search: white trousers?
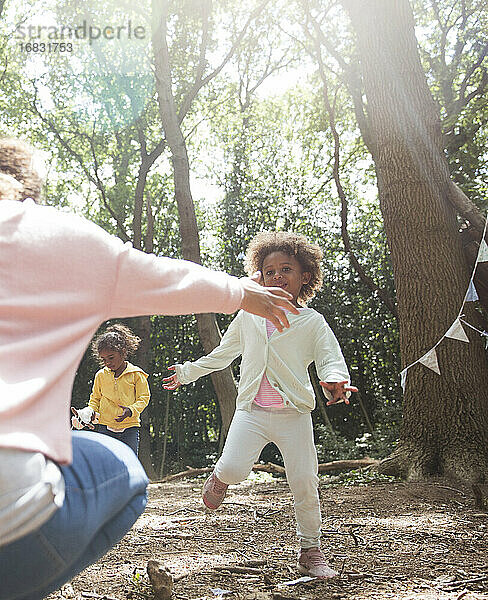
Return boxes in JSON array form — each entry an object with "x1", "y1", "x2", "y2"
[{"x1": 214, "y1": 404, "x2": 321, "y2": 548}]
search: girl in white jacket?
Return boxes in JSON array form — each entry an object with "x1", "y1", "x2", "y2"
[{"x1": 164, "y1": 231, "x2": 357, "y2": 579}]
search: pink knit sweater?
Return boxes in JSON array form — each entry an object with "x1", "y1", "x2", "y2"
[{"x1": 0, "y1": 200, "x2": 243, "y2": 464}]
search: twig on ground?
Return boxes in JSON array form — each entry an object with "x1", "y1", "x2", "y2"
[
  {"x1": 440, "y1": 575, "x2": 488, "y2": 590},
  {"x1": 254, "y1": 508, "x2": 281, "y2": 520},
  {"x1": 241, "y1": 559, "x2": 267, "y2": 567},
  {"x1": 165, "y1": 507, "x2": 201, "y2": 516},
  {"x1": 434, "y1": 485, "x2": 466, "y2": 496},
  {"x1": 347, "y1": 526, "x2": 365, "y2": 546},
  {"x1": 81, "y1": 594, "x2": 120, "y2": 600},
  {"x1": 347, "y1": 573, "x2": 371, "y2": 580},
  {"x1": 158, "y1": 516, "x2": 201, "y2": 525},
  {"x1": 213, "y1": 565, "x2": 264, "y2": 574}
]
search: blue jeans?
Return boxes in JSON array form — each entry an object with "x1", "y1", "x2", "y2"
[
  {"x1": 96, "y1": 424, "x2": 140, "y2": 455},
  {"x1": 0, "y1": 431, "x2": 148, "y2": 600}
]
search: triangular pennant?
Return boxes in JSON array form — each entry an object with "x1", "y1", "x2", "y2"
[
  {"x1": 418, "y1": 348, "x2": 440, "y2": 375},
  {"x1": 445, "y1": 319, "x2": 470, "y2": 343},
  {"x1": 400, "y1": 369, "x2": 408, "y2": 392},
  {"x1": 466, "y1": 280, "x2": 479, "y2": 302},
  {"x1": 477, "y1": 239, "x2": 488, "y2": 263}
]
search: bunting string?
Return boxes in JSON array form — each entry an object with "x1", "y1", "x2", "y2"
[{"x1": 400, "y1": 212, "x2": 488, "y2": 392}]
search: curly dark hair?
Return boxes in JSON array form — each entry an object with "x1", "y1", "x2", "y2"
[
  {"x1": 0, "y1": 137, "x2": 42, "y2": 202},
  {"x1": 91, "y1": 324, "x2": 141, "y2": 364},
  {"x1": 244, "y1": 231, "x2": 324, "y2": 302}
]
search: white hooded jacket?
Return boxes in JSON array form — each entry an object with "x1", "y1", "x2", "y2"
[{"x1": 176, "y1": 308, "x2": 351, "y2": 412}]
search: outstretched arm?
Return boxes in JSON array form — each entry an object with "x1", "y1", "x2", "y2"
[
  {"x1": 163, "y1": 311, "x2": 244, "y2": 389},
  {"x1": 110, "y1": 245, "x2": 298, "y2": 328},
  {"x1": 314, "y1": 318, "x2": 357, "y2": 405}
]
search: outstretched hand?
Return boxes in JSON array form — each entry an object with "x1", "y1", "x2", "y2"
[
  {"x1": 320, "y1": 380, "x2": 358, "y2": 405},
  {"x1": 239, "y1": 271, "x2": 299, "y2": 332},
  {"x1": 162, "y1": 365, "x2": 182, "y2": 391}
]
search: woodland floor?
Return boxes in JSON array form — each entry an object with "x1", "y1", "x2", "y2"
[{"x1": 47, "y1": 473, "x2": 488, "y2": 600}]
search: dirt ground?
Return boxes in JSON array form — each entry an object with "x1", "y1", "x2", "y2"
[{"x1": 47, "y1": 473, "x2": 488, "y2": 600}]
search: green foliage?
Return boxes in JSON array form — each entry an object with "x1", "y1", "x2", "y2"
[{"x1": 413, "y1": 0, "x2": 488, "y2": 210}]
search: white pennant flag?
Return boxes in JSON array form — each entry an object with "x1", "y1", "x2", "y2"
[
  {"x1": 477, "y1": 239, "x2": 488, "y2": 263},
  {"x1": 419, "y1": 348, "x2": 440, "y2": 375},
  {"x1": 400, "y1": 368, "x2": 408, "y2": 392},
  {"x1": 466, "y1": 280, "x2": 479, "y2": 302},
  {"x1": 445, "y1": 319, "x2": 469, "y2": 343}
]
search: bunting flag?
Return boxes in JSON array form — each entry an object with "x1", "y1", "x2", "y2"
[
  {"x1": 400, "y1": 369, "x2": 408, "y2": 392},
  {"x1": 445, "y1": 319, "x2": 469, "y2": 343},
  {"x1": 466, "y1": 280, "x2": 479, "y2": 302},
  {"x1": 418, "y1": 348, "x2": 440, "y2": 375},
  {"x1": 400, "y1": 213, "x2": 487, "y2": 394},
  {"x1": 477, "y1": 239, "x2": 488, "y2": 263}
]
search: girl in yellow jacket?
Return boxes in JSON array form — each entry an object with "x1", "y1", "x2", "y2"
[{"x1": 72, "y1": 324, "x2": 150, "y2": 455}]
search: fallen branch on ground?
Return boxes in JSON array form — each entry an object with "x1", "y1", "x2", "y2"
[{"x1": 154, "y1": 457, "x2": 378, "y2": 483}]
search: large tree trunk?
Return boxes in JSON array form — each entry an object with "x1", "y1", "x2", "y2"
[
  {"x1": 151, "y1": 0, "x2": 238, "y2": 435},
  {"x1": 342, "y1": 0, "x2": 488, "y2": 483}
]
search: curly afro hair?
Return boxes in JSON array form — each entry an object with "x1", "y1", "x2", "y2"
[
  {"x1": 91, "y1": 324, "x2": 141, "y2": 365},
  {"x1": 0, "y1": 137, "x2": 42, "y2": 202},
  {"x1": 244, "y1": 231, "x2": 324, "y2": 302}
]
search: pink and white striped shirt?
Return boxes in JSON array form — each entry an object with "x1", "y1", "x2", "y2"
[{"x1": 253, "y1": 308, "x2": 305, "y2": 408}]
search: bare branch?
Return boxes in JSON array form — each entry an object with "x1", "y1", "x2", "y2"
[
  {"x1": 447, "y1": 181, "x2": 487, "y2": 233},
  {"x1": 312, "y1": 37, "x2": 398, "y2": 319},
  {"x1": 177, "y1": 0, "x2": 273, "y2": 122},
  {"x1": 30, "y1": 98, "x2": 130, "y2": 242},
  {"x1": 301, "y1": 4, "x2": 376, "y2": 156},
  {"x1": 133, "y1": 138, "x2": 165, "y2": 250},
  {"x1": 453, "y1": 43, "x2": 488, "y2": 112},
  {"x1": 431, "y1": 0, "x2": 448, "y2": 69}
]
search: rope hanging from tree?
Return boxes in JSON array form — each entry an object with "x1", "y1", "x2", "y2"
[{"x1": 400, "y1": 213, "x2": 488, "y2": 392}]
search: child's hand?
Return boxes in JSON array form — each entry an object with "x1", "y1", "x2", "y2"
[
  {"x1": 163, "y1": 365, "x2": 182, "y2": 390},
  {"x1": 115, "y1": 405, "x2": 132, "y2": 422},
  {"x1": 240, "y1": 272, "x2": 299, "y2": 332},
  {"x1": 71, "y1": 406, "x2": 96, "y2": 430},
  {"x1": 320, "y1": 380, "x2": 358, "y2": 405}
]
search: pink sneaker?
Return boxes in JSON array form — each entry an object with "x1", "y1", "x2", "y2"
[
  {"x1": 298, "y1": 547, "x2": 338, "y2": 579},
  {"x1": 202, "y1": 472, "x2": 228, "y2": 510}
]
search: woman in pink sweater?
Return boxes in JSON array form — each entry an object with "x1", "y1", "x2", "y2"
[{"x1": 0, "y1": 137, "x2": 297, "y2": 600}]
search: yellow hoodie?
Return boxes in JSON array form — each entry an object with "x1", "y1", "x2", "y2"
[{"x1": 88, "y1": 362, "x2": 150, "y2": 430}]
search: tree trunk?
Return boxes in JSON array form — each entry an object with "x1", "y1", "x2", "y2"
[
  {"x1": 159, "y1": 390, "x2": 171, "y2": 479},
  {"x1": 152, "y1": 0, "x2": 238, "y2": 435},
  {"x1": 342, "y1": 0, "x2": 488, "y2": 483},
  {"x1": 132, "y1": 314, "x2": 158, "y2": 481}
]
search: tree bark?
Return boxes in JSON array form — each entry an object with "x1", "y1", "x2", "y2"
[
  {"x1": 152, "y1": 0, "x2": 238, "y2": 435},
  {"x1": 132, "y1": 314, "x2": 158, "y2": 481},
  {"x1": 342, "y1": 0, "x2": 488, "y2": 483}
]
